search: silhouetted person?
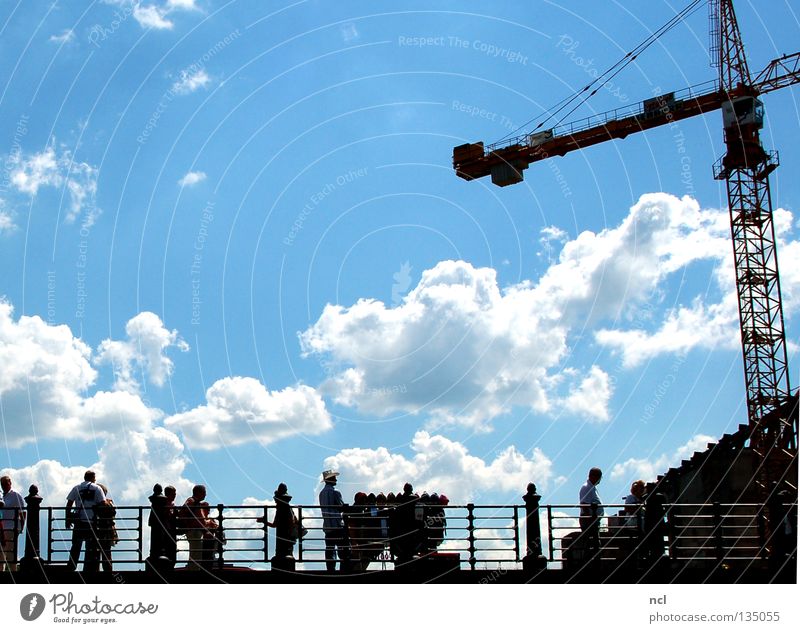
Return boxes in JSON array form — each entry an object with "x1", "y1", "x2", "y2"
[
  {"x1": 268, "y1": 483, "x2": 296, "y2": 560},
  {"x1": 394, "y1": 483, "x2": 420, "y2": 564},
  {"x1": 95, "y1": 484, "x2": 117, "y2": 573},
  {"x1": 65, "y1": 470, "x2": 106, "y2": 572},
  {"x1": 181, "y1": 484, "x2": 217, "y2": 570},
  {"x1": 579, "y1": 468, "x2": 604, "y2": 550},
  {"x1": 148, "y1": 484, "x2": 177, "y2": 568},
  {"x1": 163, "y1": 486, "x2": 178, "y2": 564},
  {"x1": 319, "y1": 470, "x2": 349, "y2": 571},
  {"x1": 1, "y1": 475, "x2": 25, "y2": 572}
]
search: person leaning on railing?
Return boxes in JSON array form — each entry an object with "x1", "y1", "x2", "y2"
[{"x1": 623, "y1": 480, "x2": 645, "y2": 529}]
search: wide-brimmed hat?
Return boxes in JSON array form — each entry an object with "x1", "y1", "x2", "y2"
[{"x1": 322, "y1": 469, "x2": 339, "y2": 482}]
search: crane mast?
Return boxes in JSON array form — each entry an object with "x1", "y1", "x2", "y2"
[{"x1": 713, "y1": 0, "x2": 794, "y2": 455}]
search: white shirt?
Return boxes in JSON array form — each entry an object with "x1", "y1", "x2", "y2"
[
  {"x1": 2, "y1": 490, "x2": 25, "y2": 530},
  {"x1": 67, "y1": 482, "x2": 106, "y2": 522},
  {"x1": 579, "y1": 480, "x2": 604, "y2": 516}
]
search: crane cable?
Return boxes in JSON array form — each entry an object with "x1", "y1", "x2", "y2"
[{"x1": 495, "y1": 0, "x2": 705, "y2": 145}]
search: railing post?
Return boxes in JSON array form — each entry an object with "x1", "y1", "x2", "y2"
[
  {"x1": 757, "y1": 503, "x2": 768, "y2": 560},
  {"x1": 20, "y1": 485, "x2": 43, "y2": 572},
  {"x1": 137, "y1": 507, "x2": 144, "y2": 565},
  {"x1": 667, "y1": 505, "x2": 677, "y2": 560},
  {"x1": 46, "y1": 507, "x2": 53, "y2": 564},
  {"x1": 466, "y1": 503, "x2": 476, "y2": 571},
  {"x1": 522, "y1": 483, "x2": 547, "y2": 571},
  {"x1": 547, "y1": 505, "x2": 554, "y2": 561},
  {"x1": 297, "y1": 506, "x2": 304, "y2": 562},
  {"x1": 216, "y1": 504, "x2": 225, "y2": 569},
  {"x1": 713, "y1": 502, "x2": 724, "y2": 561},
  {"x1": 260, "y1": 506, "x2": 269, "y2": 563}
]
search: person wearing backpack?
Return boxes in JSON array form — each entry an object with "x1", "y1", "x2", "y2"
[{"x1": 65, "y1": 471, "x2": 106, "y2": 572}]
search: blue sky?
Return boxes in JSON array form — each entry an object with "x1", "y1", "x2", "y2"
[{"x1": 1, "y1": 0, "x2": 799, "y2": 515}]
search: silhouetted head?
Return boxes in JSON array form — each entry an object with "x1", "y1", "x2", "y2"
[
  {"x1": 84, "y1": 470, "x2": 96, "y2": 483},
  {"x1": 275, "y1": 483, "x2": 288, "y2": 496},
  {"x1": 631, "y1": 480, "x2": 645, "y2": 497},
  {"x1": 403, "y1": 483, "x2": 413, "y2": 494},
  {"x1": 192, "y1": 484, "x2": 207, "y2": 501},
  {"x1": 164, "y1": 486, "x2": 177, "y2": 501},
  {"x1": 588, "y1": 468, "x2": 602, "y2": 485},
  {"x1": 0, "y1": 476, "x2": 11, "y2": 493}
]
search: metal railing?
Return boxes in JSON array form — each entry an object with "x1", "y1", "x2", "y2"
[
  {"x1": 38, "y1": 503, "x2": 525, "y2": 571},
  {"x1": 6, "y1": 491, "x2": 794, "y2": 573},
  {"x1": 486, "y1": 79, "x2": 721, "y2": 153},
  {"x1": 546, "y1": 501, "x2": 796, "y2": 568}
]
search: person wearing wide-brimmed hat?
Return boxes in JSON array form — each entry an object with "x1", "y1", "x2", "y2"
[{"x1": 318, "y1": 470, "x2": 349, "y2": 572}]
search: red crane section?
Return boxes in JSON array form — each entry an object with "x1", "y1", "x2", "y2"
[{"x1": 453, "y1": 53, "x2": 800, "y2": 188}]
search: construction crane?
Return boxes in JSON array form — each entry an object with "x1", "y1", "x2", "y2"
[{"x1": 453, "y1": 1, "x2": 798, "y2": 487}]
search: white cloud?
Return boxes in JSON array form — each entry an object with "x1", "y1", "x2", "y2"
[
  {"x1": 96, "y1": 311, "x2": 189, "y2": 393},
  {"x1": 595, "y1": 202, "x2": 800, "y2": 366},
  {"x1": 301, "y1": 193, "x2": 800, "y2": 430},
  {"x1": 322, "y1": 430, "x2": 553, "y2": 504},
  {"x1": 560, "y1": 366, "x2": 612, "y2": 421},
  {"x1": 133, "y1": 4, "x2": 174, "y2": 30},
  {"x1": 0, "y1": 300, "x2": 97, "y2": 448},
  {"x1": 171, "y1": 68, "x2": 211, "y2": 95},
  {"x1": 165, "y1": 377, "x2": 332, "y2": 450},
  {"x1": 610, "y1": 433, "x2": 717, "y2": 483},
  {"x1": 49, "y1": 29, "x2": 75, "y2": 44},
  {"x1": 301, "y1": 259, "x2": 610, "y2": 430},
  {"x1": 0, "y1": 209, "x2": 14, "y2": 234},
  {"x1": 167, "y1": 0, "x2": 198, "y2": 8},
  {"x1": 0, "y1": 300, "x2": 191, "y2": 503},
  {"x1": 9, "y1": 144, "x2": 99, "y2": 224},
  {"x1": 4, "y1": 424, "x2": 191, "y2": 505},
  {"x1": 178, "y1": 170, "x2": 206, "y2": 186}
]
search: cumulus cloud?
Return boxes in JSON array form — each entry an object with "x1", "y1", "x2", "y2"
[
  {"x1": 0, "y1": 300, "x2": 192, "y2": 503},
  {"x1": 595, "y1": 203, "x2": 800, "y2": 366},
  {"x1": 322, "y1": 430, "x2": 553, "y2": 504},
  {"x1": 96, "y1": 311, "x2": 189, "y2": 393},
  {"x1": 0, "y1": 301, "x2": 97, "y2": 447},
  {"x1": 8, "y1": 144, "x2": 99, "y2": 224},
  {"x1": 302, "y1": 193, "x2": 800, "y2": 429},
  {"x1": 165, "y1": 376, "x2": 332, "y2": 449},
  {"x1": 610, "y1": 433, "x2": 717, "y2": 483},
  {"x1": 172, "y1": 68, "x2": 211, "y2": 95},
  {"x1": 301, "y1": 258, "x2": 609, "y2": 429},
  {"x1": 178, "y1": 170, "x2": 206, "y2": 186},
  {"x1": 5, "y1": 424, "x2": 191, "y2": 505}
]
